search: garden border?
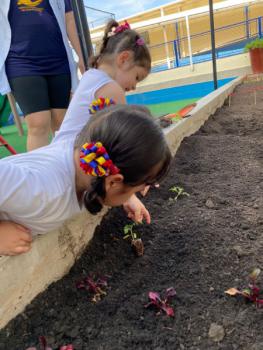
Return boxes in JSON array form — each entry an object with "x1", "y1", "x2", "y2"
[{"x1": 0, "y1": 75, "x2": 243, "y2": 329}]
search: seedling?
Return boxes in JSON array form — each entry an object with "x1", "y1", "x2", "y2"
[
  {"x1": 169, "y1": 186, "x2": 190, "y2": 201},
  {"x1": 76, "y1": 275, "x2": 107, "y2": 303},
  {"x1": 145, "y1": 287, "x2": 176, "y2": 317},
  {"x1": 25, "y1": 336, "x2": 73, "y2": 350},
  {"x1": 123, "y1": 222, "x2": 144, "y2": 256},
  {"x1": 225, "y1": 268, "x2": 263, "y2": 307}
]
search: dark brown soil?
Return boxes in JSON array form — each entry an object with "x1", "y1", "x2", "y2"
[{"x1": 0, "y1": 81, "x2": 263, "y2": 350}]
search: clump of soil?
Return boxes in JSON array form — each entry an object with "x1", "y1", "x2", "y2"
[{"x1": 0, "y1": 81, "x2": 262, "y2": 350}]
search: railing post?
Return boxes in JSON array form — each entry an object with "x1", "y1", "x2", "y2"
[
  {"x1": 258, "y1": 16, "x2": 262, "y2": 38},
  {"x1": 244, "y1": 6, "x2": 249, "y2": 39},
  {"x1": 174, "y1": 40, "x2": 179, "y2": 67},
  {"x1": 175, "y1": 21, "x2": 181, "y2": 58},
  {"x1": 185, "y1": 15, "x2": 194, "y2": 71}
]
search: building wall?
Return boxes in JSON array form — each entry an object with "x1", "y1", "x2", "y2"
[{"x1": 91, "y1": 1, "x2": 263, "y2": 67}]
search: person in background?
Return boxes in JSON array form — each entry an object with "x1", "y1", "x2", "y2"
[
  {"x1": 0, "y1": 0, "x2": 84, "y2": 151},
  {"x1": 54, "y1": 19, "x2": 151, "y2": 142}
]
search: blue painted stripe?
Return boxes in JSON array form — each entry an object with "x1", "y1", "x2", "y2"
[{"x1": 127, "y1": 77, "x2": 235, "y2": 105}]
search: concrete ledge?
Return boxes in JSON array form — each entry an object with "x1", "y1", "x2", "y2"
[
  {"x1": 0, "y1": 75, "x2": 243, "y2": 329},
  {"x1": 164, "y1": 76, "x2": 243, "y2": 156}
]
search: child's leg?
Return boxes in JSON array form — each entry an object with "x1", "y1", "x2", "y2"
[{"x1": 0, "y1": 221, "x2": 32, "y2": 256}]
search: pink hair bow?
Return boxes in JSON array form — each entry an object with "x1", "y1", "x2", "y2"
[
  {"x1": 136, "y1": 37, "x2": 145, "y2": 46},
  {"x1": 114, "y1": 20, "x2": 131, "y2": 34}
]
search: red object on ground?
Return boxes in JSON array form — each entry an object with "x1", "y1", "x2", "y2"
[
  {"x1": 0, "y1": 134, "x2": 17, "y2": 155},
  {"x1": 163, "y1": 102, "x2": 197, "y2": 120},
  {"x1": 177, "y1": 102, "x2": 197, "y2": 117},
  {"x1": 249, "y1": 48, "x2": 263, "y2": 74}
]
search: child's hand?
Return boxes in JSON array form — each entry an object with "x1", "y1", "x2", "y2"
[
  {"x1": 123, "y1": 194, "x2": 151, "y2": 224},
  {"x1": 140, "y1": 184, "x2": 160, "y2": 197},
  {"x1": 0, "y1": 221, "x2": 32, "y2": 256}
]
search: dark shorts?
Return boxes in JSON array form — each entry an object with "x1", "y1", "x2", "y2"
[{"x1": 9, "y1": 74, "x2": 71, "y2": 116}]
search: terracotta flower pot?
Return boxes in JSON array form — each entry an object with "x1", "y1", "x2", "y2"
[{"x1": 249, "y1": 48, "x2": 263, "y2": 74}]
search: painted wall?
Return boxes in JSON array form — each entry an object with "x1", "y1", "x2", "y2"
[{"x1": 91, "y1": 1, "x2": 263, "y2": 67}]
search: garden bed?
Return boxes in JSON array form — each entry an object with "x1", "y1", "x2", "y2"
[{"x1": 0, "y1": 80, "x2": 263, "y2": 350}]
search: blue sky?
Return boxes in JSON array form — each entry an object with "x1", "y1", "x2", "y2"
[{"x1": 84, "y1": 0, "x2": 174, "y2": 26}]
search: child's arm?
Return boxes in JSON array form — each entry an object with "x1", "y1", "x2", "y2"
[
  {"x1": 95, "y1": 81, "x2": 126, "y2": 104},
  {"x1": 0, "y1": 221, "x2": 32, "y2": 256},
  {"x1": 123, "y1": 194, "x2": 151, "y2": 224}
]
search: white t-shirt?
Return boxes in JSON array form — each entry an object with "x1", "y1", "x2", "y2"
[
  {"x1": 53, "y1": 68, "x2": 114, "y2": 143},
  {"x1": 0, "y1": 139, "x2": 80, "y2": 235}
]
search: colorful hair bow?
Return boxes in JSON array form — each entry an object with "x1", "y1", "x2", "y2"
[
  {"x1": 114, "y1": 20, "x2": 131, "y2": 34},
  {"x1": 89, "y1": 97, "x2": 115, "y2": 114},
  {"x1": 80, "y1": 142, "x2": 120, "y2": 177}
]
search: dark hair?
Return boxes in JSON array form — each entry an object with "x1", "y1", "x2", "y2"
[
  {"x1": 75, "y1": 105, "x2": 171, "y2": 214},
  {"x1": 90, "y1": 19, "x2": 151, "y2": 72}
]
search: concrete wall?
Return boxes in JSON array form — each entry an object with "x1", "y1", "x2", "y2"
[
  {"x1": 0, "y1": 76, "x2": 243, "y2": 330},
  {"x1": 132, "y1": 52, "x2": 251, "y2": 93}
]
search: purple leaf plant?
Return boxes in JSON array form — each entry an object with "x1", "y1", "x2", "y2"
[
  {"x1": 145, "y1": 287, "x2": 176, "y2": 317},
  {"x1": 225, "y1": 268, "x2": 263, "y2": 307},
  {"x1": 25, "y1": 336, "x2": 73, "y2": 350},
  {"x1": 76, "y1": 275, "x2": 108, "y2": 303}
]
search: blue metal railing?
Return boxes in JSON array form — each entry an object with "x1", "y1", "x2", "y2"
[{"x1": 150, "y1": 16, "x2": 263, "y2": 73}]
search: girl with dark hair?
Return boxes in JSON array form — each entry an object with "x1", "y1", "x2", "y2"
[
  {"x1": 0, "y1": 105, "x2": 171, "y2": 256},
  {"x1": 55, "y1": 19, "x2": 151, "y2": 142}
]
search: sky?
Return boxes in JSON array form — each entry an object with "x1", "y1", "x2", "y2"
[{"x1": 84, "y1": 0, "x2": 175, "y2": 27}]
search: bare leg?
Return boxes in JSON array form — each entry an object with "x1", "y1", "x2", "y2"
[
  {"x1": 51, "y1": 108, "x2": 67, "y2": 135},
  {"x1": 25, "y1": 110, "x2": 51, "y2": 151}
]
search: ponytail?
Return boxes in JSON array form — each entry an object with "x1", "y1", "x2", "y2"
[
  {"x1": 83, "y1": 177, "x2": 105, "y2": 214},
  {"x1": 90, "y1": 20, "x2": 151, "y2": 71}
]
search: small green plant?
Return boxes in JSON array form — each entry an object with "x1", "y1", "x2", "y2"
[
  {"x1": 169, "y1": 186, "x2": 190, "y2": 201},
  {"x1": 123, "y1": 223, "x2": 144, "y2": 256},
  {"x1": 244, "y1": 38, "x2": 263, "y2": 52},
  {"x1": 123, "y1": 223, "x2": 140, "y2": 241}
]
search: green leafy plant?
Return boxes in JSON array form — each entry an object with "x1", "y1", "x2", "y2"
[
  {"x1": 123, "y1": 222, "x2": 144, "y2": 256},
  {"x1": 123, "y1": 223, "x2": 140, "y2": 241},
  {"x1": 169, "y1": 186, "x2": 190, "y2": 201},
  {"x1": 244, "y1": 38, "x2": 263, "y2": 52}
]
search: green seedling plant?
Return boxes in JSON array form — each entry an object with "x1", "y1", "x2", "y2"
[
  {"x1": 169, "y1": 186, "x2": 190, "y2": 201},
  {"x1": 225, "y1": 268, "x2": 263, "y2": 307},
  {"x1": 123, "y1": 222, "x2": 144, "y2": 256},
  {"x1": 123, "y1": 223, "x2": 140, "y2": 241}
]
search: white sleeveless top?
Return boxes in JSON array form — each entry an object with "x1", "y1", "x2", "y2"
[
  {"x1": 0, "y1": 139, "x2": 80, "y2": 235},
  {"x1": 53, "y1": 69, "x2": 114, "y2": 143}
]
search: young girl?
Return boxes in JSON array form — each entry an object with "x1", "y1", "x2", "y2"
[
  {"x1": 54, "y1": 19, "x2": 151, "y2": 142},
  {"x1": 0, "y1": 105, "x2": 171, "y2": 256}
]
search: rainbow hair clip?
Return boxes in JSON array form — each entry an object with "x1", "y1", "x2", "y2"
[
  {"x1": 80, "y1": 142, "x2": 120, "y2": 177},
  {"x1": 88, "y1": 97, "x2": 115, "y2": 114}
]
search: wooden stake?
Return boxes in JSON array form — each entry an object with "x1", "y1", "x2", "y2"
[
  {"x1": 7, "y1": 93, "x2": 24, "y2": 136},
  {"x1": 228, "y1": 94, "x2": 232, "y2": 107}
]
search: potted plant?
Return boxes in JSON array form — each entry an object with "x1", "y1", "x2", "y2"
[{"x1": 245, "y1": 38, "x2": 263, "y2": 74}]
